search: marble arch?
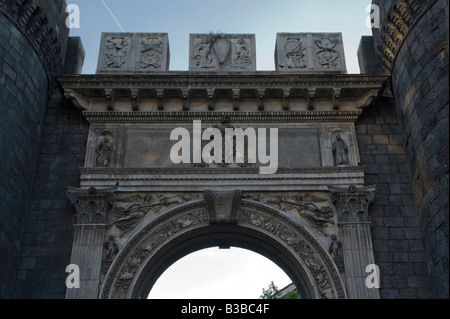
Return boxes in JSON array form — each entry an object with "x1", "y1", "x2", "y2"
[{"x1": 99, "y1": 195, "x2": 347, "y2": 299}]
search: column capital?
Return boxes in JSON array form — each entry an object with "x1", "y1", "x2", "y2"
[
  {"x1": 67, "y1": 185, "x2": 117, "y2": 225},
  {"x1": 330, "y1": 185, "x2": 376, "y2": 224}
]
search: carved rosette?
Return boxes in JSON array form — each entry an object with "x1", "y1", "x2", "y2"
[
  {"x1": 67, "y1": 186, "x2": 117, "y2": 225},
  {"x1": 330, "y1": 186, "x2": 376, "y2": 224}
]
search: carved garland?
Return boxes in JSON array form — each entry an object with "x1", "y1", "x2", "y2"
[{"x1": 100, "y1": 199, "x2": 346, "y2": 299}]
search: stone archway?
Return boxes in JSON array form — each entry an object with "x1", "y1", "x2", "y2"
[{"x1": 99, "y1": 193, "x2": 347, "y2": 299}]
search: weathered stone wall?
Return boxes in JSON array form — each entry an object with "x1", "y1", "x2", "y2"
[
  {"x1": 0, "y1": 0, "x2": 76, "y2": 298},
  {"x1": 356, "y1": 97, "x2": 435, "y2": 298},
  {"x1": 371, "y1": 0, "x2": 449, "y2": 298},
  {"x1": 12, "y1": 95, "x2": 89, "y2": 298},
  {"x1": 0, "y1": 13, "x2": 49, "y2": 298}
]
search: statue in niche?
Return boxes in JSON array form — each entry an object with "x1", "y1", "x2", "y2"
[
  {"x1": 233, "y1": 38, "x2": 251, "y2": 68},
  {"x1": 332, "y1": 134, "x2": 349, "y2": 166},
  {"x1": 105, "y1": 37, "x2": 129, "y2": 68},
  {"x1": 315, "y1": 37, "x2": 339, "y2": 68},
  {"x1": 283, "y1": 38, "x2": 307, "y2": 69},
  {"x1": 139, "y1": 38, "x2": 164, "y2": 69},
  {"x1": 194, "y1": 39, "x2": 214, "y2": 68},
  {"x1": 96, "y1": 135, "x2": 113, "y2": 168}
]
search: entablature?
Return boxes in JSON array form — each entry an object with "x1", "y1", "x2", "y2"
[{"x1": 58, "y1": 73, "x2": 387, "y2": 116}]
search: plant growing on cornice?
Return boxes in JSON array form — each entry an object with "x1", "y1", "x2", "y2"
[{"x1": 207, "y1": 31, "x2": 226, "y2": 45}]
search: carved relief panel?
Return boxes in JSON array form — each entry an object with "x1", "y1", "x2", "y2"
[
  {"x1": 276, "y1": 33, "x2": 347, "y2": 73},
  {"x1": 189, "y1": 34, "x2": 256, "y2": 71},
  {"x1": 97, "y1": 33, "x2": 170, "y2": 73},
  {"x1": 243, "y1": 191, "x2": 340, "y2": 249}
]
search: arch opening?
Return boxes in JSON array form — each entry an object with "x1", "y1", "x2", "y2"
[
  {"x1": 131, "y1": 223, "x2": 314, "y2": 299},
  {"x1": 148, "y1": 246, "x2": 294, "y2": 299}
]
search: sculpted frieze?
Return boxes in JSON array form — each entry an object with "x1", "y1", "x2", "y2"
[
  {"x1": 243, "y1": 193, "x2": 335, "y2": 234},
  {"x1": 111, "y1": 193, "x2": 202, "y2": 237},
  {"x1": 190, "y1": 33, "x2": 256, "y2": 71}
]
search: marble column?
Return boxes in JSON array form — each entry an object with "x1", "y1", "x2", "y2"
[
  {"x1": 66, "y1": 186, "x2": 116, "y2": 299},
  {"x1": 331, "y1": 186, "x2": 380, "y2": 299}
]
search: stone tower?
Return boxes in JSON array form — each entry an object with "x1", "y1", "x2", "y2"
[
  {"x1": 0, "y1": 0, "x2": 84, "y2": 298},
  {"x1": 360, "y1": 0, "x2": 449, "y2": 298}
]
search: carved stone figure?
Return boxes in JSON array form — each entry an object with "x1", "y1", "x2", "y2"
[
  {"x1": 315, "y1": 37, "x2": 339, "y2": 68},
  {"x1": 280, "y1": 195, "x2": 335, "y2": 230},
  {"x1": 96, "y1": 136, "x2": 113, "y2": 168},
  {"x1": 284, "y1": 38, "x2": 307, "y2": 68},
  {"x1": 194, "y1": 40, "x2": 214, "y2": 68},
  {"x1": 112, "y1": 194, "x2": 154, "y2": 235},
  {"x1": 104, "y1": 235, "x2": 120, "y2": 261},
  {"x1": 105, "y1": 37, "x2": 129, "y2": 68},
  {"x1": 233, "y1": 38, "x2": 251, "y2": 68},
  {"x1": 332, "y1": 134, "x2": 349, "y2": 166},
  {"x1": 112, "y1": 194, "x2": 199, "y2": 236},
  {"x1": 328, "y1": 234, "x2": 342, "y2": 259}
]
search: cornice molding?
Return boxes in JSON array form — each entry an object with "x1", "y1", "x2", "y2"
[
  {"x1": 57, "y1": 73, "x2": 389, "y2": 89},
  {"x1": 57, "y1": 73, "x2": 386, "y2": 116},
  {"x1": 83, "y1": 110, "x2": 363, "y2": 123}
]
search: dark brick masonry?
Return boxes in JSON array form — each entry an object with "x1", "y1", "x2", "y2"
[
  {"x1": 0, "y1": 13, "x2": 50, "y2": 297},
  {"x1": 12, "y1": 95, "x2": 88, "y2": 298},
  {"x1": 356, "y1": 97, "x2": 435, "y2": 298}
]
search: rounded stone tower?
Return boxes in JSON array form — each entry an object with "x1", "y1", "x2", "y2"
[
  {"x1": 0, "y1": 0, "x2": 70, "y2": 297},
  {"x1": 372, "y1": 0, "x2": 449, "y2": 298}
]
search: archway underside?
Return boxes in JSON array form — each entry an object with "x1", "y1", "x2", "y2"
[{"x1": 100, "y1": 199, "x2": 347, "y2": 299}]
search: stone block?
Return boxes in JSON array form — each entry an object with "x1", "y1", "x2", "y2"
[
  {"x1": 189, "y1": 33, "x2": 256, "y2": 72},
  {"x1": 96, "y1": 33, "x2": 170, "y2": 73},
  {"x1": 357, "y1": 36, "x2": 378, "y2": 74},
  {"x1": 275, "y1": 33, "x2": 347, "y2": 73}
]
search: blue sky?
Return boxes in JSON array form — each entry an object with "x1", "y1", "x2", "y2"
[{"x1": 68, "y1": 0, "x2": 373, "y2": 73}]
